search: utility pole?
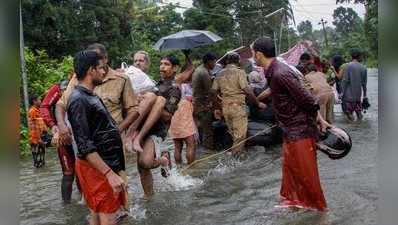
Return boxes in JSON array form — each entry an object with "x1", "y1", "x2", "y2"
[
  {"x1": 20, "y1": 2, "x2": 29, "y2": 123},
  {"x1": 319, "y1": 18, "x2": 329, "y2": 48}
]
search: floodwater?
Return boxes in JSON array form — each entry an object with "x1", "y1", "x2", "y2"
[{"x1": 19, "y1": 70, "x2": 378, "y2": 225}]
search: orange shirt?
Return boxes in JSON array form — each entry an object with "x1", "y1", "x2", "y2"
[{"x1": 28, "y1": 106, "x2": 47, "y2": 144}]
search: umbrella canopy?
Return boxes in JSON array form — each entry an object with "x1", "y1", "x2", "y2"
[{"x1": 153, "y1": 30, "x2": 222, "y2": 51}]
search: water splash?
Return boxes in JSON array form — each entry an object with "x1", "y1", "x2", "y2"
[
  {"x1": 207, "y1": 157, "x2": 244, "y2": 176},
  {"x1": 130, "y1": 201, "x2": 147, "y2": 220},
  {"x1": 160, "y1": 168, "x2": 203, "y2": 191}
]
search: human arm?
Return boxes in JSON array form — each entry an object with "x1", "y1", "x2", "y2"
[
  {"x1": 257, "y1": 88, "x2": 272, "y2": 101},
  {"x1": 317, "y1": 111, "x2": 332, "y2": 132},
  {"x1": 55, "y1": 102, "x2": 72, "y2": 146},
  {"x1": 175, "y1": 53, "x2": 194, "y2": 85},
  {"x1": 362, "y1": 68, "x2": 367, "y2": 98},
  {"x1": 274, "y1": 72, "x2": 319, "y2": 116},
  {"x1": 119, "y1": 78, "x2": 140, "y2": 132},
  {"x1": 86, "y1": 152, "x2": 126, "y2": 193},
  {"x1": 40, "y1": 85, "x2": 61, "y2": 129},
  {"x1": 54, "y1": 76, "x2": 78, "y2": 145},
  {"x1": 239, "y1": 70, "x2": 265, "y2": 108},
  {"x1": 161, "y1": 86, "x2": 181, "y2": 122}
]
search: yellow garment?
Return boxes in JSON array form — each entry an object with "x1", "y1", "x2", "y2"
[
  {"x1": 57, "y1": 69, "x2": 138, "y2": 124},
  {"x1": 212, "y1": 64, "x2": 249, "y2": 105},
  {"x1": 222, "y1": 103, "x2": 248, "y2": 146}
]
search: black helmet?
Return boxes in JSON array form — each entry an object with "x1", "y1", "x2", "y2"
[{"x1": 316, "y1": 127, "x2": 352, "y2": 160}]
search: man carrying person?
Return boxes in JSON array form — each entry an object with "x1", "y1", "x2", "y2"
[
  {"x1": 67, "y1": 50, "x2": 126, "y2": 225},
  {"x1": 40, "y1": 79, "x2": 80, "y2": 203},
  {"x1": 191, "y1": 52, "x2": 218, "y2": 151},
  {"x1": 55, "y1": 43, "x2": 139, "y2": 211},
  {"x1": 211, "y1": 52, "x2": 265, "y2": 156},
  {"x1": 252, "y1": 37, "x2": 330, "y2": 211},
  {"x1": 131, "y1": 55, "x2": 183, "y2": 199}
]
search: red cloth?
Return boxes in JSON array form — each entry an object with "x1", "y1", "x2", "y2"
[
  {"x1": 280, "y1": 138, "x2": 327, "y2": 211},
  {"x1": 40, "y1": 84, "x2": 62, "y2": 128},
  {"x1": 75, "y1": 159, "x2": 125, "y2": 213}
]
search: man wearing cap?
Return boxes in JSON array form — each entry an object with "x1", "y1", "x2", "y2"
[
  {"x1": 212, "y1": 52, "x2": 266, "y2": 156},
  {"x1": 40, "y1": 77, "x2": 80, "y2": 204}
]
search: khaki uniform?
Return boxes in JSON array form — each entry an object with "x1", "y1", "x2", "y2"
[
  {"x1": 212, "y1": 64, "x2": 248, "y2": 148},
  {"x1": 305, "y1": 71, "x2": 334, "y2": 123},
  {"x1": 58, "y1": 69, "x2": 138, "y2": 123}
]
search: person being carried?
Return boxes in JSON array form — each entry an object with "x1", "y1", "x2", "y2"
[
  {"x1": 211, "y1": 52, "x2": 266, "y2": 157},
  {"x1": 28, "y1": 94, "x2": 48, "y2": 168},
  {"x1": 67, "y1": 50, "x2": 127, "y2": 225}
]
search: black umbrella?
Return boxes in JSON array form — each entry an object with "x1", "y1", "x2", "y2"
[{"x1": 154, "y1": 30, "x2": 222, "y2": 51}]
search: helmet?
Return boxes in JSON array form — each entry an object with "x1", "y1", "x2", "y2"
[{"x1": 316, "y1": 127, "x2": 352, "y2": 160}]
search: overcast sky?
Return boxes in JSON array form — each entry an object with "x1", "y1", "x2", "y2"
[{"x1": 162, "y1": 0, "x2": 366, "y2": 30}]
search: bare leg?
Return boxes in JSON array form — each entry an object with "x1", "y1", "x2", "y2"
[
  {"x1": 88, "y1": 209, "x2": 100, "y2": 225},
  {"x1": 133, "y1": 96, "x2": 166, "y2": 152},
  {"x1": 98, "y1": 212, "x2": 118, "y2": 225},
  {"x1": 173, "y1": 139, "x2": 183, "y2": 165},
  {"x1": 137, "y1": 137, "x2": 164, "y2": 199},
  {"x1": 184, "y1": 135, "x2": 196, "y2": 165},
  {"x1": 129, "y1": 92, "x2": 157, "y2": 135}
]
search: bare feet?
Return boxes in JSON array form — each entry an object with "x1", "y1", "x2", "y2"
[
  {"x1": 133, "y1": 135, "x2": 144, "y2": 153},
  {"x1": 160, "y1": 152, "x2": 171, "y2": 178}
]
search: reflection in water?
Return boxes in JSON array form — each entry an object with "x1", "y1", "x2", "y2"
[{"x1": 20, "y1": 71, "x2": 378, "y2": 225}]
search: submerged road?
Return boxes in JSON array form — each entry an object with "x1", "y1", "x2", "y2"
[{"x1": 19, "y1": 69, "x2": 378, "y2": 225}]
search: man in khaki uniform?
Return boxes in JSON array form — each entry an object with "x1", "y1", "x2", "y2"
[
  {"x1": 304, "y1": 64, "x2": 334, "y2": 123},
  {"x1": 212, "y1": 53, "x2": 265, "y2": 156},
  {"x1": 55, "y1": 43, "x2": 139, "y2": 213}
]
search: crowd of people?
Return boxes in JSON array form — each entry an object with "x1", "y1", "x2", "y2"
[{"x1": 26, "y1": 37, "x2": 368, "y2": 224}]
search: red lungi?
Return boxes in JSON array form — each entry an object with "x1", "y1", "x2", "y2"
[
  {"x1": 280, "y1": 138, "x2": 327, "y2": 211},
  {"x1": 75, "y1": 159, "x2": 125, "y2": 213}
]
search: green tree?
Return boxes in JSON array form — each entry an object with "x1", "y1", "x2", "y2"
[
  {"x1": 332, "y1": 6, "x2": 363, "y2": 36},
  {"x1": 22, "y1": 0, "x2": 135, "y2": 66},
  {"x1": 336, "y1": 0, "x2": 378, "y2": 59},
  {"x1": 297, "y1": 20, "x2": 315, "y2": 41}
]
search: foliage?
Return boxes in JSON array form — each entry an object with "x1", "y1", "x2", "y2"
[
  {"x1": 297, "y1": 20, "x2": 315, "y2": 42},
  {"x1": 335, "y1": 0, "x2": 378, "y2": 60},
  {"x1": 20, "y1": 48, "x2": 73, "y2": 156},
  {"x1": 332, "y1": 6, "x2": 363, "y2": 36},
  {"x1": 20, "y1": 125, "x2": 31, "y2": 157},
  {"x1": 23, "y1": 48, "x2": 73, "y2": 98},
  {"x1": 22, "y1": 0, "x2": 135, "y2": 67}
]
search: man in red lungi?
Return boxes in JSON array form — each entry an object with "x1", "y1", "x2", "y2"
[
  {"x1": 67, "y1": 50, "x2": 126, "y2": 224},
  {"x1": 252, "y1": 37, "x2": 330, "y2": 211}
]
